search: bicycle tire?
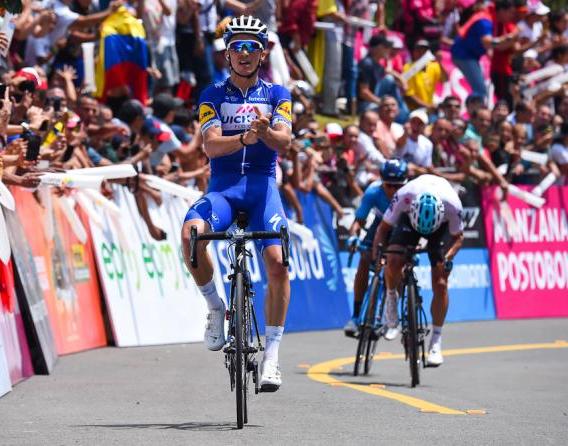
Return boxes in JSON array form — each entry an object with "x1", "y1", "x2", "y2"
[
  {"x1": 364, "y1": 274, "x2": 382, "y2": 375},
  {"x1": 406, "y1": 281, "x2": 420, "y2": 387},
  {"x1": 235, "y1": 271, "x2": 245, "y2": 429},
  {"x1": 354, "y1": 326, "x2": 369, "y2": 376}
]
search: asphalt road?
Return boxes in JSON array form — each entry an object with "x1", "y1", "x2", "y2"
[{"x1": 1, "y1": 319, "x2": 567, "y2": 445}]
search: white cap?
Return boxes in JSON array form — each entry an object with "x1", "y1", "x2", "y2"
[
  {"x1": 213, "y1": 38, "x2": 226, "y2": 52},
  {"x1": 409, "y1": 108, "x2": 429, "y2": 125},
  {"x1": 388, "y1": 35, "x2": 404, "y2": 50},
  {"x1": 325, "y1": 122, "x2": 343, "y2": 138},
  {"x1": 523, "y1": 49, "x2": 538, "y2": 59},
  {"x1": 529, "y1": 1, "x2": 550, "y2": 15}
]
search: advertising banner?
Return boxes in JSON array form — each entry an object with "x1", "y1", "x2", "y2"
[
  {"x1": 415, "y1": 248, "x2": 496, "y2": 322},
  {"x1": 11, "y1": 188, "x2": 107, "y2": 354},
  {"x1": 214, "y1": 192, "x2": 351, "y2": 332},
  {"x1": 89, "y1": 186, "x2": 210, "y2": 346},
  {"x1": 4, "y1": 209, "x2": 58, "y2": 374},
  {"x1": 340, "y1": 249, "x2": 495, "y2": 324},
  {"x1": 482, "y1": 186, "x2": 568, "y2": 319},
  {"x1": 0, "y1": 261, "x2": 33, "y2": 385},
  {"x1": 461, "y1": 183, "x2": 487, "y2": 248}
]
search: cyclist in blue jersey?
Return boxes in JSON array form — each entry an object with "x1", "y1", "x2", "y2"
[
  {"x1": 181, "y1": 16, "x2": 292, "y2": 392},
  {"x1": 344, "y1": 159, "x2": 408, "y2": 337}
]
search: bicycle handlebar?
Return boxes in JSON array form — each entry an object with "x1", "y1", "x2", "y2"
[{"x1": 189, "y1": 226, "x2": 290, "y2": 269}]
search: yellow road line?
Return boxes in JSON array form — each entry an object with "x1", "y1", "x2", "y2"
[{"x1": 307, "y1": 341, "x2": 568, "y2": 415}]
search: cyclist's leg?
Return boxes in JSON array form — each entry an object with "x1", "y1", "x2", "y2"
[
  {"x1": 248, "y1": 177, "x2": 289, "y2": 389},
  {"x1": 181, "y1": 192, "x2": 235, "y2": 287},
  {"x1": 383, "y1": 215, "x2": 420, "y2": 338},
  {"x1": 182, "y1": 192, "x2": 234, "y2": 351},
  {"x1": 426, "y1": 223, "x2": 451, "y2": 365},
  {"x1": 353, "y1": 216, "x2": 381, "y2": 319}
]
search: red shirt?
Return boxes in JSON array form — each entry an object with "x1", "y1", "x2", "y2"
[{"x1": 490, "y1": 7, "x2": 517, "y2": 76}]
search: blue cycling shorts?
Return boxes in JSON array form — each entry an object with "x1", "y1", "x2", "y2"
[{"x1": 184, "y1": 173, "x2": 288, "y2": 251}]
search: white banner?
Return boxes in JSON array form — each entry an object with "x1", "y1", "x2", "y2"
[{"x1": 88, "y1": 185, "x2": 220, "y2": 346}]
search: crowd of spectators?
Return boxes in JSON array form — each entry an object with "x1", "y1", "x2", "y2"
[{"x1": 0, "y1": 0, "x2": 567, "y2": 242}]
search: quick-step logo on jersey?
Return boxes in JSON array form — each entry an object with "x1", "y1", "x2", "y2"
[
  {"x1": 199, "y1": 103, "x2": 218, "y2": 130},
  {"x1": 220, "y1": 102, "x2": 272, "y2": 131},
  {"x1": 274, "y1": 100, "x2": 292, "y2": 123}
]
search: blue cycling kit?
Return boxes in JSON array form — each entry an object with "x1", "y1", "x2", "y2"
[
  {"x1": 355, "y1": 180, "x2": 391, "y2": 252},
  {"x1": 184, "y1": 78, "x2": 292, "y2": 250}
]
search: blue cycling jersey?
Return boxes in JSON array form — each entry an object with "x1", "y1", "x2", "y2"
[
  {"x1": 355, "y1": 180, "x2": 391, "y2": 221},
  {"x1": 198, "y1": 78, "x2": 292, "y2": 177}
]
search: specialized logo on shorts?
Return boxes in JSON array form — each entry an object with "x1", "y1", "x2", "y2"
[
  {"x1": 199, "y1": 103, "x2": 217, "y2": 126},
  {"x1": 275, "y1": 100, "x2": 292, "y2": 122}
]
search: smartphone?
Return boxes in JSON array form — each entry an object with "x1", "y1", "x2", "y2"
[
  {"x1": 61, "y1": 144, "x2": 75, "y2": 163},
  {"x1": 23, "y1": 132, "x2": 42, "y2": 161},
  {"x1": 0, "y1": 84, "x2": 6, "y2": 97},
  {"x1": 52, "y1": 97, "x2": 62, "y2": 113}
]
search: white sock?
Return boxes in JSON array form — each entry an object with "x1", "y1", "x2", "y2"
[
  {"x1": 386, "y1": 289, "x2": 399, "y2": 302},
  {"x1": 430, "y1": 325, "x2": 443, "y2": 347},
  {"x1": 264, "y1": 326, "x2": 284, "y2": 363},
  {"x1": 198, "y1": 279, "x2": 224, "y2": 310}
]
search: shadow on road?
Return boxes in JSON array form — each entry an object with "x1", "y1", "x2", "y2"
[{"x1": 76, "y1": 421, "x2": 262, "y2": 432}]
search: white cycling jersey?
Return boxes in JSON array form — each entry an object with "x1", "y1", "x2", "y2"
[{"x1": 383, "y1": 174, "x2": 464, "y2": 235}]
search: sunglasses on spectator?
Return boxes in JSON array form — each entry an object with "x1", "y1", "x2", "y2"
[{"x1": 228, "y1": 40, "x2": 264, "y2": 53}]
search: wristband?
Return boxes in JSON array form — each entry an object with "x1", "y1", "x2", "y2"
[{"x1": 239, "y1": 132, "x2": 246, "y2": 147}]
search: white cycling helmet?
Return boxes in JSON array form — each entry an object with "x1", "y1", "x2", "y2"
[
  {"x1": 223, "y1": 15, "x2": 269, "y2": 48},
  {"x1": 409, "y1": 192, "x2": 445, "y2": 235}
]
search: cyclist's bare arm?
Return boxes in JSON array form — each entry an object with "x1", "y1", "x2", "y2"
[
  {"x1": 444, "y1": 232, "x2": 464, "y2": 262},
  {"x1": 257, "y1": 123, "x2": 291, "y2": 155},
  {"x1": 372, "y1": 220, "x2": 394, "y2": 260},
  {"x1": 202, "y1": 125, "x2": 258, "y2": 158}
]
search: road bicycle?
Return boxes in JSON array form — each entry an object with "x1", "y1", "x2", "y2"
[
  {"x1": 347, "y1": 247, "x2": 387, "y2": 377},
  {"x1": 383, "y1": 247, "x2": 430, "y2": 387},
  {"x1": 189, "y1": 212, "x2": 290, "y2": 429}
]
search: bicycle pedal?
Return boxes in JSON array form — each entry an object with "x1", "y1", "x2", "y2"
[{"x1": 223, "y1": 346, "x2": 235, "y2": 354}]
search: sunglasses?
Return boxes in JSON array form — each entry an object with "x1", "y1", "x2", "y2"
[
  {"x1": 384, "y1": 183, "x2": 404, "y2": 189},
  {"x1": 228, "y1": 40, "x2": 264, "y2": 53}
]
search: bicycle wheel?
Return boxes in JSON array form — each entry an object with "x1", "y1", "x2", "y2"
[
  {"x1": 235, "y1": 271, "x2": 246, "y2": 429},
  {"x1": 406, "y1": 282, "x2": 420, "y2": 387},
  {"x1": 364, "y1": 275, "x2": 382, "y2": 375}
]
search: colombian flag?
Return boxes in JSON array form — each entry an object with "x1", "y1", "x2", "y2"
[{"x1": 95, "y1": 7, "x2": 148, "y2": 104}]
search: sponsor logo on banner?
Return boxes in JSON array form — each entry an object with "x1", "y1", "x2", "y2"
[
  {"x1": 460, "y1": 183, "x2": 486, "y2": 248},
  {"x1": 414, "y1": 248, "x2": 495, "y2": 322},
  {"x1": 199, "y1": 103, "x2": 217, "y2": 126},
  {"x1": 89, "y1": 188, "x2": 211, "y2": 346},
  {"x1": 482, "y1": 186, "x2": 568, "y2": 319},
  {"x1": 214, "y1": 192, "x2": 350, "y2": 333}
]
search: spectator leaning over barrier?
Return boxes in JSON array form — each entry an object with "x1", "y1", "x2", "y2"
[{"x1": 428, "y1": 118, "x2": 469, "y2": 184}]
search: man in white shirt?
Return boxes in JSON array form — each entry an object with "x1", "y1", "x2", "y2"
[
  {"x1": 355, "y1": 110, "x2": 386, "y2": 186},
  {"x1": 395, "y1": 108, "x2": 433, "y2": 169}
]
